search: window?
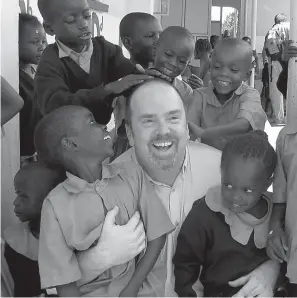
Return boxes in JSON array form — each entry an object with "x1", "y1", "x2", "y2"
[
  {"x1": 154, "y1": 0, "x2": 170, "y2": 15},
  {"x1": 211, "y1": 6, "x2": 221, "y2": 21}
]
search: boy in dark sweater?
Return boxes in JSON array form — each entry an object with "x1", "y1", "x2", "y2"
[
  {"x1": 19, "y1": 13, "x2": 47, "y2": 160},
  {"x1": 35, "y1": 0, "x2": 153, "y2": 125}
]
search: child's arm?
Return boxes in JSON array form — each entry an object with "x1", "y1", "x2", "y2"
[
  {"x1": 56, "y1": 282, "x2": 80, "y2": 297},
  {"x1": 186, "y1": 89, "x2": 203, "y2": 129},
  {"x1": 119, "y1": 235, "x2": 166, "y2": 297},
  {"x1": 266, "y1": 130, "x2": 288, "y2": 263},
  {"x1": 1, "y1": 76, "x2": 24, "y2": 126},
  {"x1": 189, "y1": 118, "x2": 251, "y2": 150}
]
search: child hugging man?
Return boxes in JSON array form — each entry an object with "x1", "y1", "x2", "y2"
[
  {"x1": 19, "y1": 13, "x2": 47, "y2": 164},
  {"x1": 4, "y1": 163, "x2": 65, "y2": 297},
  {"x1": 187, "y1": 38, "x2": 267, "y2": 151},
  {"x1": 35, "y1": 0, "x2": 152, "y2": 125},
  {"x1": 34, "y1": 106, "x2": 174, "y2": 297}
]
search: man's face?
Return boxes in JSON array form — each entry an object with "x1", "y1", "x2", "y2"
[
  {"x1": 48, "y1": 0, "x2": 92, "y2": 53},
  {"x1": 127, "y1": 83, "x2": 189, "y2": 171},
  {"x1": 130, "y1": 18, "x2": 162, "y2": 64}
]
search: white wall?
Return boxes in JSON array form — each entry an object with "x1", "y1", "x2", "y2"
[{"x1": 1, "y1": 0, "x2": 20, "y2": 233}]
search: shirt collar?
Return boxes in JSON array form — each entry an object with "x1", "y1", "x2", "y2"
[
  {"x1": 207, "y1": 81, "x2": 248, "y2": 107},
  {"x1": 21, "y1": 64, "x2": 37, "y2": 79},
  {"x1": 63, "y1": 165, "x2": 122, "y2": 193},
  {"x1": 283, "y1": 124, "x2": 297, "y2": 135},
  {"x1": 56, "y1": 38, "x2": 93, "y2": 60}
]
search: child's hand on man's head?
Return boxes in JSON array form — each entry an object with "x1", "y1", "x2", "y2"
[{"x1": 187, "y1": 74, "x2": 204, "y2": 89}]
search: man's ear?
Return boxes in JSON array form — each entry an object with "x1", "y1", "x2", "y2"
[
  {"x1": 61, "y1": 137, "x2": 78, "y2": 152},
  {"x1": 43, "y1": 21, "x2": 55, "y2": 36},
  {"x1": 125, "y1": 123, "x2": 135, "y2": 147},
  {"x1": 122, "y1": 36, "x2": 133, "y2": 51}
]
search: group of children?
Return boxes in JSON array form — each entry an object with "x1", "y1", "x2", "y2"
[{"x1": 2, "y1": 0, "x2": 297, "y2": 296}]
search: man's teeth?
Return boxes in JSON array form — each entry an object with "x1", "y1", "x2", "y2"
[
  {"x1": 153, "y1": 141, "x2": 172, "y2": 147},
  {"x1": 104, "y1": 135, "x2": 111, "y2": 140},
  {"x1": 218, "y1": 80, "x2": 230, "y2": 86}
]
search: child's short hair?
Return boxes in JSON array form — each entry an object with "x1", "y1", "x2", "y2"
[
  {"x1": 37, "y1": 0, "x2": 56, "y2": 22},
  {"x1": 16, "y1": 162, "x2": 66, "y2": 195},
  {"x1": 34, "y1": 106, "x2": 81, "y2": 165},
  {"x1": 19, "y1": 13, "x2": 42, "y2": 35},
  {"x1": 221, "y1": 131, "x2": 277, "y2": 178},
  {"x1": 120, "y1": 12, "x2": 157, "y2": 39},
  {"x1": 157, "y1": 26, "x2": 194, "y2": 46},
  {"x1": 195, "y1": 38, "x2": 212, "y2": 54},
  {"x1": 210, "y1": 35, "x2": 219, "y2": 48}
]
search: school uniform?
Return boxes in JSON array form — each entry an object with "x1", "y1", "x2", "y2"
[
  {"x1": 19, "y1": 65, "x2": 42, "y2": 157},
  {"x1": 38, "y1": 161, "x2": 174, "y2": 296},
  {"x1": 189, "y1": 82, "x2": 267, "y2": 131},
  {"x1": 274, "y1": 126, "x2": 297, "y2": 288},
  {"x1": 174, "y1": 186, "x2": 272, "y2": 297},
  {"x1": 4, "y1": 222, "x2": 44, "y2": 297},
  {"x1": 34, "y1": 36, "x2": 136, "y2": 125}
]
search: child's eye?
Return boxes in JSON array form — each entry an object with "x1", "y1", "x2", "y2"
[
  {"x1": 84, "y1": 14, "x2": 91, "y2": 19},
  {"x1": 231, "y1": 69, "x2": 239, "y2": 73},
  {"x1": 164, "y1": 52, "x2": 172, "y2": 57},
  {"x1": 244, "y1": 188, "x2": 253, "y2": 193},
  {"x1": 180, "y1": 60, "x2": 187, "y2": 64},
  {"x1": 65, "y1": 17, "x2": 75, "y2": 24},
  {"x1": 225, "y1": 184, "x2": 232, "y2": 189}
]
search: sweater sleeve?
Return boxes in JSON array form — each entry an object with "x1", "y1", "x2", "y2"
[
  {"x1": 34, "y1": 46, "x2": 113, "y2": 117},
  {"x1": 173, "y1": 200, "x2": 207, "y2": 297},
  {"x1": 4, "y1": 243, "x2": 43, "y2": 297}
]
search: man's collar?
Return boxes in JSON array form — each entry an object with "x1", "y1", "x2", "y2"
[
  {"x1": 63, "y1": 165, "x2": 122, "y2": 193},
  {"x1": 56, "y1": 38, "x2": 93, "y2": 59}
]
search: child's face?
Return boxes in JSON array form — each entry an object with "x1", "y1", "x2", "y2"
[
  {"x1": 154, "y1": 37, "x2": 194, "y2": 78},
  {"x1": 221, "y1": 156, "x2": 269, "y2": 214},
  {"x1": 48, "y1": 0, "x2": 92, "y2": 53},
  {"x1": 19, "y1": 24, "x2": 47, "y2": 65},
  {"x1": 211, "y1": 46, "x2": 250, "y2": 94},
  {"x1": 67, "y1": 108, "x2": 114, "y2": 161},
  {"x1": 130, "y1": 19, "x2": 162, "y2": 64},
  {"x1": 13, "y1": 172, "x2": 46, "y2": 222}
]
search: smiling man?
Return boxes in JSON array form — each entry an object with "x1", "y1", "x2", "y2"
[{"x1": 110, "y1": 79, "x2": 279, "y2": 296}]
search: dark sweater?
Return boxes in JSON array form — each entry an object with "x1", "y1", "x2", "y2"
[
  {"x1": 173, "y1": 198, "x2": 269, "y2": 297},
  {"x1": 4, "y1": 243, "x2": 44, "y2": 297},
  {"x1": 34, "y1": 36, "x2": 136, "y2": 125},
  {"x1": 19, "y1": 70, "x2": 42, "y2": 156}
]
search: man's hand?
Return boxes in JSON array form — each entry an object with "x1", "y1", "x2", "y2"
[
  {"x1": 229, "y1": 260, "x2": 280, "y2": 297},
  {"x1": 187, "y1": 74, "x2": 204, "y2": 89},
  {"x1": 266, "y1": 226, "x2": 288, "y2": 263},
  {"x1": 105, "y1": 74, "x2": 152, "y2": 95},
  {"x1": 77, "y1": 207, "x2": 146, "y2": 276}
]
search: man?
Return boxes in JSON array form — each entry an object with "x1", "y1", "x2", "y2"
[
  {"x1": 113, "y1": 79, "x2": 280, "y2": 296},
  {"x1": 78, "y1": 80, "x2": 280, "y2": 297},
  {"x1": 264, "y1": 13, "x2": 290, "y2": 124}
]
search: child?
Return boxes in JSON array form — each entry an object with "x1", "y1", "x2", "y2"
[
  {"x1": 242, "y1": 36, "x2": 260, "y2": 76},
  {"x1": 210, "y1": 35, "x2": 219, "y2": 49},
  {"x1": 187, "y1": 38, "x2": 267, "y2": 151},
  {"x1": 4, "y1": 163, "x2": 65, "y2": 297},
  {"x1": 112, "y1": 13, "x2": 162, "y2": 160},
  {"x1": 34, "y1": 106, "x2": 174, "y2": 297},
  {"x1": 112, "y1": 25, "x2": 196, "y2": 161},
  {"x1": 174, "y1": 131, "x2": 278, "y2": 297},
  {"x1": 183, "y1": 39, "x2": 212, "y2": 88},
  {"x1": 120, "y1": 12, "x2": 162, "y2": 69},
  {"x1": 35, "y1": 0, "x2": 152, "y2": 125},
  {"x1": 19, "y1": 13, "x2": 47, "y2": 163}
]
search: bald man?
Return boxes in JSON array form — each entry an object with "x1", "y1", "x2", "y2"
[
  {"x1": 187, "y1": 38, "x2": 266, "y2": 150},
  {"x1": 112, "y1": 79, "x2": 278, "y2": 297}
]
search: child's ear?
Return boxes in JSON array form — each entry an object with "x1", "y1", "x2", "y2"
[
  {"x1": 61, "y1": 137, "x2": 78, "y2": 152},
  {"x1": 125, "y1": 122, "x2": 134, "y2": 147},
  {"x1": 122, "y1": 36, "x2": 133, "y2": 51},
  {"x1": 43, "y1": 22, "x2": 55, "y2": 36}
]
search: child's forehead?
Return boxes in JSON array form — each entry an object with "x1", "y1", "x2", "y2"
[{"x1": 49, "y1": 0, "x2": 89, "y2": 18}]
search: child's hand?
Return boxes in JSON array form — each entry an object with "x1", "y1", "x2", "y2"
[
  {"x1": 266, "y1": 226, "x2": 288, "y2": 263},
  {"x1": 188, "y1": 121, "x2": 204, "y2": 140},
  {"x1": 145, "y1": 67, "x2": 172, "y2": 82},
  {"x1": 119, "y1": 287, "x2": 138, "y2": 297},
  {"x1": 105, "y1": 74, "x2": 152, "y2": 95},
  {"x1": 282, "y1": 40, "x2": 297, "y2": 61},
  {"x1": 187, "y1": 74, "x2": 204, "y2": 89}
]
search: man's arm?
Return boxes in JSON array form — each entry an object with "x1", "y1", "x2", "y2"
[
  {"x1": 120, "y1": 236, "x2": 166, "y2": 296},
  {"x1": 1, "y1": 76, "x2": 24, "y2": 126}
]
